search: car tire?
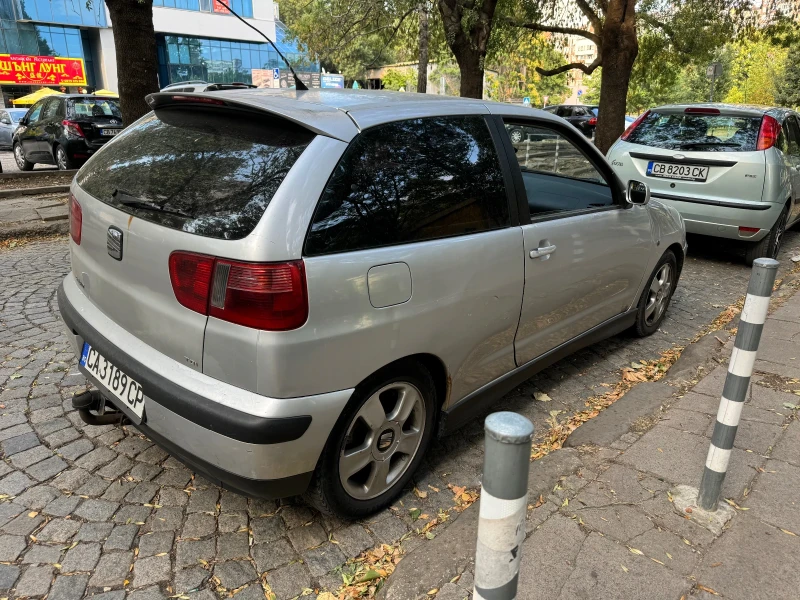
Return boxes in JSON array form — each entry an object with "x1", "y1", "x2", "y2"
[
  {"x1": 55, "y1": 145, "x2": 75, "y2": 171},
  {"x1": 745, "y1": 205, "x2": 788, "y2": 267},
  {"x1": 13, "y1": 143, "x2": 33, "y2": 171},
  {"x1": 304, "y1": 360, "x2": 437, "y2": 518},
  {"x1": 633, "y1": 250, "x2": 678, "y2": 337},
  {"x1": 508, "y1": 127, "x2": 524, "y2": 144}
]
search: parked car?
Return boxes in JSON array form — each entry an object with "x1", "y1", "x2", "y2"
[
  {"x1": 160, "y1": 81, "x2": 256, "y2": 92},
  {"x1": 58, "y1": 89, "x2": 686, "y2": 518},
  {"x1": 12, "y1": 95, "x2": 123, "y2": 171},
  {"x1": 607, "y1": 104, "x2": 800, "y2": 265},
  {"x1": 542, "y1": 104, "x2": 598, "y2": 137},
  {"x1": 0, "y1": 108, "x2": 29, "y2": 150}
]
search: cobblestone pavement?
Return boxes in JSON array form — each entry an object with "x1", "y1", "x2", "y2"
[
  {"x1": 0, "y1": 151, "x2": 58, "y2": 174},
  {"x1": 1, "y1": 232, "x2": 800, "y2": 599}
]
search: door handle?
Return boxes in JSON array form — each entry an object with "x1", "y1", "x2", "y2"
[{"x1": 529, "y1": 244, "x2": 556, "y2": 259}]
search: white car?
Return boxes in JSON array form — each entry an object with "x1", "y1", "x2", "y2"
[{"x1": 607, "y1": 104, "x2": 800, "y2": 265}]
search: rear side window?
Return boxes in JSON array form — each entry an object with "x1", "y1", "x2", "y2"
[
  {"x1": 304, "y1": 115, "x2": 510, "y2": 256},
  {"x1": 626, "y1": 111, "x2": 762, "y2": 152},
  {"x1": 71, "y1": 98, "x2": 122, "y2": 119},
  {"x1": 76, "y1": 109, "x2": 314, "y2": 240}
]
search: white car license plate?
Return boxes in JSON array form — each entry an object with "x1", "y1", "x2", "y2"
[
  {"x1": 647, "y1": 161, "x2": 709, "y2": 182},
  {"x1": 80, "y1": 343, "x2": 145, "y2": 418},
  {"x1": 100, "y1": 129, "x2": 119, "y2": 136}
]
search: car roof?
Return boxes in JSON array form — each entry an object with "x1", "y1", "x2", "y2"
[{"x1": 147, "y1": 88, "x2": 566, "y2": 142}]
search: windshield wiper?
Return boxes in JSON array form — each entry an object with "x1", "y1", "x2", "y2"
[
  {"x1": 680, "y1": 142, "x2": 741, "y2": 149},
  {"x1": 112, "y1": 189, "x2": 191, "y2": 218}
]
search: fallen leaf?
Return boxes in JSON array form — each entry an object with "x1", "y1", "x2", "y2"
[
  {"x1": 711, "y1": 562, "x2": 722, "y2": 568},
  {"x1": 651, "y1": 558, "x2": 665, "y2": 565},
  {"x1": 534, "y1": 391, "x2": 552, "y2": 402},
  {"x1": 425, "y1": 531, "x2": 435, "y2": 540},
  {"x1": 628, "y1": 547, "x2": 644, "y2": 556},
  {"x1": 780, "y1": 529, "x2": 798, "y2": 536},
  {"x1": 620, "y1": 565, "x2": 629, "y2": 573},
  {"x1": 414, "y1": 488, "x2": 428, "y2": 499},
  {"x1": 409, "y1": 508, "x2": 421, "y2": 521},
  {"x1": 53, "y1": 563, "x2": 61, "y2": 569},
  {"x1": 697, "y1": 584, "x2": 720, "y2": 596},
  {"x1": 27, "y1": 512, "x2": 37, "y2": 518},
  {"x1": 684, "y1": 507, "x2": 693, "y2": 514},
  {"x1": 782, "y1": 402, "x2": 800, "y2": 410},
  {"x1": 427, "y1": 590, "x2": 438, "y2": 596},
  {"x1": 561, "y1": 497, "x2": 569, "y2": 507},
  {"x1": 665, "y1": 552, "x2": 673, "y2": 560}
]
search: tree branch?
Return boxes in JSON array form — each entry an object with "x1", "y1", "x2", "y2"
[
  {"x1": 509, "y1": 19, "x2": 601, "y2": 45},
  {"x1": 575, "y1": 0, "x2": 603, "y2": 33},
  {"x1": 536, "y1": 54, "x2": 602, "y2": 76}
]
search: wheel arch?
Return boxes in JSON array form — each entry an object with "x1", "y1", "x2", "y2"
[
  {"x1": 357, "y1": 353, "x2": 449, "y2": 411},
  {"x1": 666, "y1": 242, "x2": 685, "y2": 277}
]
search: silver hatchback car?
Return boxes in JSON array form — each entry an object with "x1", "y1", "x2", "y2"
[
  {"x1": 608, "y1": 104, "x2": 800, "y2": 265},
  {"x1": 58, "y1": 90, "x2": 686, "y2": 517}
]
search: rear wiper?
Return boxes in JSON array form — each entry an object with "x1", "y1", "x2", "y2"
[
  {"x1": 112, "y1": 189, "x2": 191, "y2": 218},
  {"x1": 680, "y1": 142, "x2": 741, "y2": 149}
]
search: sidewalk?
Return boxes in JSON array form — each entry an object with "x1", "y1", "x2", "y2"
[{"x1": 382, "y1": 279, "x2": 800, "y2": 600}]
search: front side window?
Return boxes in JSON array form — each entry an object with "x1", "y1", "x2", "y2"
[
  {"x1": 42, "y1": 98, "x2": 60, "y2": 120},
  {"x1": 27, "y1": 102, "x2": 44, "y2": 123},
  {"x1": 503, "y1": 122, "x2": 613, "y2": 218},
  {"x1": 305, "y1": 116, "x2": 510, "y2": 256}
]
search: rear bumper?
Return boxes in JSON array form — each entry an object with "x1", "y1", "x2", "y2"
[
  {"x1": 651, "y1": 193, "x2": 782, "y2": 242},
  {"x1": 58, "y1": 273, "x2": 353, "y2": 498}
]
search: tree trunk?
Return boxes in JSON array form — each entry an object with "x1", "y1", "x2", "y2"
[
  {"x1": 594, "y1": 0, "x2": 638, "y2": 154},
  {"x1": 417, "y1": 2, "x2": 429, "y2": 94},
  {"x1": 457, "y1": 54, "x2": 484, "y2": 99},
  {"x1": 105, "y1": 0, "x2": 160, "y2": 125}
]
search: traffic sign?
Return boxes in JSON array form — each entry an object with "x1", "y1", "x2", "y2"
[
  {"x1": 577, "y1": 89, "x2": 583, "y2": 97},
  {"x1": 522, "y1": 97, "x2": 530, "y2": 107},
  {"x1": 273, "y1": 68, "x2": 280, "y2": 79}
]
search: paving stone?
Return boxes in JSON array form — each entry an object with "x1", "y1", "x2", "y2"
[
  {"x1": 149, "y1": 506, "x2": 184, "y2": 532},
  {"x1": 29, "y1": 406, "x2": 63, "y2": 424},
  {"x1": 0, "y1": 502, "x2": 22, "y2": 526},
  {"x1": 279, "y1": 506, "x2": 313, "y2": 529},
  {"x1": 217, "y1": 532, "x2": 251, "y2": 561},
  {"x1": 129, "y1": 585, "x2": 168, "y2": 600},
  {"x1": 101, "y1": 480, "x2": 137, "y2": 502},
  {"x1": 45, "y1": 427, "x2": 83, "y2": 450},
  {"x1": 214, "y1": 560, "x2": 258, "y2": 589},
  {"x1": 288, "y1": 522, "x2": 327, "y2": 551},
  {"x1": 114, "y1": 504, "x2": 152, "y2": 524},
  {"x1": 0, "y1": 413, "x2": 26, "y2": 431},
  {"x1": 266, "y1": 562, "x2": 312, "y2": 600},
  {"x1": 158, "y1": 487, "x2": 189, "y2": 507},
  {"x1": 0, "y1": 534, "x2": 26, "y2": 561},
  {"x1": 0, "y1": 564, "x2": 19, "y2": 590},
  {"x1": 303, "y1": 542, "x2": 347, "y2": 576},
  {"x1": 125, "y1": 481, "x2": 160, "y2": 504},
  {"x1": 772, "y1": 420, "x2": 800, "y2": 467},
  {"x1": 251, "y1": 537, "x2": 297, "y2": 572},
  {"x1": 96, "y1": 428, "x2": 125, "y2": 446},
  {"x1": 220, "y1": 490, "x2": 249, "y2": 512},
  {"x1": 75, "y1": 447, "x2": 117, "y2": 472},
  {"x1": 14, "y1": 484, "x2": 60, "y2": 510},
  {"x1": 75, "y1": 474, "x2": 112, "y2": 497},
  {"x1": 248, "y1": 498, "x2": 278, "y2": 517},
  {"x1": 38, "y1": 517, "x2": 81, "y2": 542},
  {"x1": 744, "y1": 459, "x2": 800, "y2": 533},
  {"x1": 96, "y1": 455, "x2": 134, "y2": 479},
  {"x1": 2, "y1": 511, "x2": 44, "y2": 535},
  {"x1": 10, "y1": 445, "x2": 53, "y2": 469},
  {"x1": 61, "y1": 542, "x2": 102, "y2": 573},
  {"x1": 104, "y1": 524, "x2": 139, "y2": 550},
  {"x1": 115, "y1": 436, "x2": 154, "y2": 458},
  {"x1": 367, "y1": 516, "x2": 409, "y2": 544},
  {"x1": 0, "y1": 432, "x2": 39, "y2": 458},
  {"x1": 230, "y1": 583, "x2": 267, "y2": 600},
  {"x1": 76, "y1": 521, "x2": 114, "y2": 542},
  {"x1": 89, "y1": 551, "x2": 134, "y2": 587},
  {"x1": 174, "y1": 566, "x2": 210, "y2": 594},
  {"x1": 218, "y1": 511, "x2": 247, "y2": 533},
  {"x1": 138, "y1": 531, "x2": 174, "y2": 558},
  {"x1": 43, "y1": 493, "x2": 81, "y2": 516},
  {"x1": 14, "y1": 564, "x2": 53, "y2": 596},
  {"x1": 74, "y1": 498, "x2": 119, "y2": 521},
  {"x1": 52, "y1": 468, "x2": 91, "y2": 492},
  {"x1": 176, "y1": 538, "x2": 216, "y2": 569},
  {"x1": 129, "y1": 463, "x2": 163, "y2": 482},
  {"x1": 187, "y1": 488, "x2": 218, "y2": 514},
  {"x1": 56, "y1": 437, "x2": 94, "y2": 459},
  {"x1": 26, "y1": 455, "x2": 68, "y2": 481},
  {"x1": 33, "y1": 416, "x2": 69, "y2": 436},
  {"x1": 0, "y1": 463, "x2": 10, "y2": 478},
  {"x1": 50, "y1": 574, "x2": 90, "y2": 600},
  {"x1": 334, "y1": 524, "x2": 374, "y2": 557},
  {"x1": 0, "y1": 424, "x2": 34, "y2": 443},
  {"x1": 182, "y1": 512, "x2": 216, "y2": 539},
  {"x1": 136, "y1": 445, "x2": 169, "y2": 465},
  {"x1": 21, "y1": 542, "x2": 63, "y2": 564},
  {"x1": 0, "y1": 469, "x2": 33, "y2": 495},
  {"x1": 153, "y1": 467, "x2": 193, "y2": 487},
  {"x1": 85, "y1": 591, "x2": 126, "y2": 600},
  {"x1": 133, "y1": 554, "x2": 172, "y2": 588},
  {"x1": 251, "y1": 516, "x2": 286, "y2": 543}
]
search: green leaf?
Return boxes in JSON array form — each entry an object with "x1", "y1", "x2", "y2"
[
  {"x1": 356, "y1": 570, "x2": 382, "y2": 583},
  {"x1": 782, "y1": 402, "x2": 799, "y2": 410},
  {"x1": 425, "y1": 531, "x2": 436, "y2": 540},
  {"x1": 409, "y1": 508, "x2": 421, "y2": 521}
]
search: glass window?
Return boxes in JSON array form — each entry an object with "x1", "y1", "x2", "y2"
[
  {"x1": 70, "y1": 98, "x2": 121, "y2": 118},
  {"x1": 786, "y1": 117, "x2": 800, "y2": 157},
  {"x1": 66, "y1": 32, "x2": 82, "y2": 57},
  {"x1": 76, "y1": 110, "x2": 314, "y2": 241},
  {"x1": 27, "y1": 101, "x2": 44, "y2": 123},
  {"x1": 305, "y1": 116, "x2": 510, "y2": 256},
  {"x1": 41, "y1": 98, "x2": 60, "y2": 120},
  {"x1": 556, "y1": 107, "x2": 571, "y2": 118},
  {"x1": 626, "y1": 111, "x2": 762, "y2": 152},
  {"x1": 503, "y1": 122, "x2": 613, "y2": 218}
]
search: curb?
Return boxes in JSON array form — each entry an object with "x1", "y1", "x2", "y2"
[
  {"x1": 0, "y1": 220, "x2": 69, "y2": 242},
  {"x1": 0, "y1": 169, "x2": 76, "y2": 179},
  {"x1": 0, "y1": 185, "x2": 71, "y2": 198}
]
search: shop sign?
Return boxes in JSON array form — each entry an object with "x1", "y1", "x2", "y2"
[{"x1": 0, "y1": 54, "x2": 87, "y2": 86}]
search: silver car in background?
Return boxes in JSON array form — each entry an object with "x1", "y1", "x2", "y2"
[
  {"x1": 58, "y1": 90, "x2": 685, "y2": 518},
  {"x1": 608, "y1": 104, "x2": 800, "y2": 265},
  {"x1": 0, "y1": 108, "x2": 28, "y2": 150}
]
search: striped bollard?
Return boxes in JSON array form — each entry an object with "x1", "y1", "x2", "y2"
[
  {"x1": 474, "y1": 412, "x2": 534, "y2": 600},
  {"x1": 698, "y1": 257, "x2": 779, "y2": 511}
]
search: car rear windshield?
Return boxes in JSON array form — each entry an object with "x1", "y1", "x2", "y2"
[
  {"x1": 76, "y1": 108, "x2": 314, "y2": 240},
  {"x1": 626, "y1": 111, "x2": 763, "y2": 152},
  {"x1": 71, "y1": 98, "x2": 122, "y2": 118}
]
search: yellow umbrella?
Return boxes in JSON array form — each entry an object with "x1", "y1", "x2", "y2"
[
  {"x1": 12, "y1": 87, "x2": 63, "y2": 106},
  {"x1": 93, "y1": 89, "x2": 118, "y2": 97}
]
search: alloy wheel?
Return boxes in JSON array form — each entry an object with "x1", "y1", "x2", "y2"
[
  {"x1": 509, "y1": 129, "x2": 523, "y2": 144},
  {"x1": 13, "y1": 145, "x2": 25, "y2": 168},
  {"x1": 56, "y1": 147, "x2": 67, "y2": 170},
  {"x1": 339, "y1": 382, "x2": 426, "y2": 500},
  {"x1": 771, "y1": 210, "x2": 788, "y2": 259},
  {"x1": 644, "y1": 263, "x2": 672, "y2": 327}
]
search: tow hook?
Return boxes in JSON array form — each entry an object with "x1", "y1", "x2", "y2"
[{"x1": 72, "y1": 390, "x2": 126, "y2": 426}]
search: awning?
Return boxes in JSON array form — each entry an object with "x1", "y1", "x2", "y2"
[{"x1": 12, "y1": 87, "x2": 63, "y2": 106}]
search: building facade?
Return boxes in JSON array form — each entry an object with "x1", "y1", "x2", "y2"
[
  {"x1": 563, "y1": 34, "x2": 597, "y2": 105},
  {"x1": 0, "y1": 0, "x2": 317, "y2": 106}
]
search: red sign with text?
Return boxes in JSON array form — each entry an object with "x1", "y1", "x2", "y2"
[
  {"x1": 0, "y1": 54, "x2": 87, "y2": 86},
  {"x1": 213, "y1": 0, "x2": 231, "y2": 13}
]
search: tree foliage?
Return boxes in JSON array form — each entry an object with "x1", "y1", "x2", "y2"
[{"x1": 776, "y1": 45, "x2": 800, "y2": 108}]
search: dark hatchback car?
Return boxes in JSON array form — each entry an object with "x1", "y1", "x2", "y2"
[
  {"x1": 13, "y1": 95, "x2": 123, "y2": 171},
  {"x1": 543, "y1": 104, "x2": 598, "y2": 137}
]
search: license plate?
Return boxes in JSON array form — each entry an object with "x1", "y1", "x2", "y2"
[
  {"x1": 100, "y1": 129, "x2": 119, "y2": 136},
  {"x1": 647, "y1": 161, "x2": 709, "y2": 182},
  {"x1": 80, "y1": 343, "x2": 145, "y2": 418}
]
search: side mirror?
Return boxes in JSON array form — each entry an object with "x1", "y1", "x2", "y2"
[
  {"x1": 627, "y1": 180, "x2": 650, "y2": 205},
  {"x1": 0, "y1": 118, "x2": 10, "y2": 125}
]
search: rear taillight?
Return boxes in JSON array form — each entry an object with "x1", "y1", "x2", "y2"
[
  {"x1": 69, "y1": 194, "x2": 82, "y2": 245},
  {"x1": 588, "y1": 117, "x2": 597, "y2": 126},
  {"x1": 169, "y1": 95, "x2": 226, "y2": 106},
  {"x1": 684, "y1": 107, "x2": 721, "y2": 115},
  {"x1": 62, "y1": 119, "x2": 84, "y2": 138},
  {"x1": 757, "y1": 115, "x2": 781, "y2": 151},
  {"x1": 620, "y1": 110, "x2": 650, "y2": 141},
  {"x1": 168, "y1": 252, "x2": 308, "y2": 331}
]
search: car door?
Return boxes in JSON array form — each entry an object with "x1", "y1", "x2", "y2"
[
  {"x1": 782, "y1": 115, "x2": 800, "y2": 224},
  {"x1": 568, "y1": 106, "x2": 590, "y2": 133},
  {"x1": 19, "y1": 100, "x2": 45, "y2": 157},
  {"x1": 39, "y1": 98, "x2": 62, "y2": 161},
  {"x1": 0, "y1": 110, "x2": 13, "y2": 148},
  {"x1": 495, "y1": 117, "x2": 653, "y2": 366}
]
